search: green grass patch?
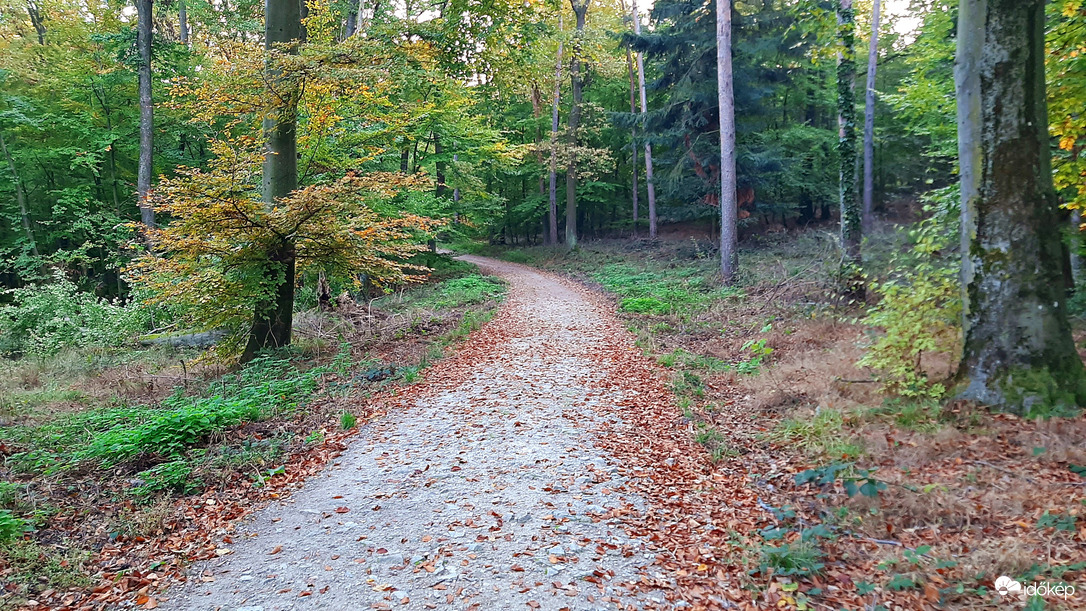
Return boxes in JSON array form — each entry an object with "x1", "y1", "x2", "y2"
[
  {"x1": 6, "y1": 354, "x2": 324, "y2": 474},
  {"x1": 772, "y1": 408, "x2": 864, "y2": 459}
]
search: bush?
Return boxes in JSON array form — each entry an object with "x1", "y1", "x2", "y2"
[
  {"x1": 0, "y1": 510, "x2": 29, "y2": 542},
  {"x1": 0, "y1": 272, "x2": 148, "y2": 357},
  {"x1": 133, "y1": 460, "x2": 199, "y2": 497},
  {"x1": 0, "y1": 355, "x2": 324, "y2": 474},
  {"x1": 860, "y1": 187, "x2": 961, "y2": 399}
]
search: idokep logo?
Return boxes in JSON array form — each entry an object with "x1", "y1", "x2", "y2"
[
  {"x1": 995, "y1": 575, "x2": 1076, "y2": 601},
  {"x1": 995, "y1": 576, "x2": 1022, "y2": 597}
]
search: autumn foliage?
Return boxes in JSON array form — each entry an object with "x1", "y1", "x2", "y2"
[{"x1": 129, "y1": 139, "x2": 439, "y2": 356}]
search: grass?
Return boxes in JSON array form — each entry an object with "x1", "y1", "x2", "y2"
[{"x1": 772, "y1": 408, "x2": 864, "y2": 459}]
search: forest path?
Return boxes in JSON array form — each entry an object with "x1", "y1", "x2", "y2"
[{"x1": 165, "y1": 256, "x2": 679, "y2": 611}]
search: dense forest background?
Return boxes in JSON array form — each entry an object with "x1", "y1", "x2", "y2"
[{"x1": 0, "y1": 0, "x2": 983, "y2": 292}]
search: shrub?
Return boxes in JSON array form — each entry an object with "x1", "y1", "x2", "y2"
[
  {"x1": 70, "y1": 355, "x2": 321, "y2": 468},
  {"x1": 860, "y1": 187, "x2": 961, "y2": 399},
  {"x1": 133, "y1": 460, "x2": 199, "y2": 497},
  {"x1": 0, "y1": 510, "x2": 29, "y2": 542},
  {"x1": 0, "y1": 272, "x2": 149, "y2": 357},
  {"x1": 620, "y1": 297, "x2": 669, "y2": 315}
]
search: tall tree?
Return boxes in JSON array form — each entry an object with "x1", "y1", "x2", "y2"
[
  {"x1": 0, "y1": 133, "x2": 40, "y2": 259},
  {"x1": 242, "y1": 0, "x2": 301, "y2": 361},
  {"x1": 861, "y1": 0, "x2": 879, "y2": 229},
  {"x1": 716, "y1": 0, "x2": 736, "y2": 279},
  {"x1": 955, "y1": 0, "x2": 1086, "y2": 411},
  {"x1": 619, "y1": 0, "x2": 639, "y2": 233},
  {"x1": 136, "y1": 0, "x2": 155, "y2": 227},
  {"x1": 547, "y1": 20, "x2": 563, "y2": 246},
  {"x1": 565, "y1": 0, "x2": 588, "y2": 249},
  {"x1": 179, "y1": 0, "x2": 190, "y2": 45},
  {"x1": 837, "y1": 0, "x2": 860, "y2": 265},
  {"x1": 631, "y1": 0, "x2": 656, "y2": 239}
]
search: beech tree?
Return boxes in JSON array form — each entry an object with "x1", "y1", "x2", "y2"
[
  {"x1": 836, "y1": 0, "x2": 860, "y2": 266},
  {"x1": 136, "y1": 0, "x2": 154, "y2": 227},
  {"x1": 716, "y1": 0, "x2": 735, "y2": 280},
  {"x1": 630, "y1": 0, "x2": 656, "y2": 239},
  {"x1": 861, "y1": 0, "x2": 879, "y2": 229},
  {"x1": 955, "y1": 0, "x2": 1086, "y2": 410},
  {"x1": 565, "y1": 0, "x2": 589, "y2": 249},
  {"x1": 548, "y1": 20, "x2": 564, "y2": 246}
]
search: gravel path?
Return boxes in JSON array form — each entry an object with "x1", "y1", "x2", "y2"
[{"x1": 165, "y1": 256, "x2": 675, "y2": 611}]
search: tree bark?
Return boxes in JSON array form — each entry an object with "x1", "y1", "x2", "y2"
[
  {"x1": 136, "y1": 0, "x2": 155, "y2": 227},
  {"x1": 565, "y1": 1, "x2": 588, "y2": 250},
  {"x1": 955, "y1": 0, "x2": 1086, "y2": 411},
  {"x1": 716, "y1": 0, "x2": 736, "y2": 280},
  {"x1": 1, "y1": 133, "x2": 40, "y2": 259},
  {"x1": 243, "y1": 0, "x2": 301, "y2": 362},
  {"x1": 1071, "y1": 209, "x2": 1082, "y2": 284},
  {"x1": 836, "y1": 0, "x2": 860, "y2": 266},
  {"x1": 531, "y1": 83, "x2": 550, "y2": 244},
  {"x1": 548, "y1": 18, "x2": 564, "y2": 246},
  {"x1": 631, "y1": 0, "x2": 656, "y2": 239},
  {"x1": 178, "y1": 0, "x2": 189, "y2": 45},
  {"x1": 26, "y1": 0, "x2": 46, "y2": 44},
  {"x1": 620, "y1": 0, "x2": 638, "y2": 233},
  {"x1": 861, "y1": 0, "x2": 879, "y2": 230}
]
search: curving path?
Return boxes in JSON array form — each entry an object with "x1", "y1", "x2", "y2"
[{"x1": 164, "y1": 256, "x2": 677, "y2": 611}]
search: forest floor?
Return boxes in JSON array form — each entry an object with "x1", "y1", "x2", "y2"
[
  {"x1": 162, "y1": 255, "x2": 721, "y2": 611},
  {"x1": 472, "y1": 231, "x2": 1086, "y2": 610},
  {"x1": 2, "y1": 232, "x2": 1086, "y2": 611}
]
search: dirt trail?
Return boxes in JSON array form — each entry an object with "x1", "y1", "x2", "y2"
[{"x1": 165, "y1": 256, "x2": 681, "y2": 611}]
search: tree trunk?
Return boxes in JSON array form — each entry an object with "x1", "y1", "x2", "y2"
[
  {"x1": 1071, "y1": 210, "x2": 1082, "y2": 284},
  {"x1": 26, "y1": 0, "x2": 45, "y2": 44},
  {"x1": 178, "y1": 0, "x2": 189, "y2": 45},
  {"x1": 452, "y1": 153, "x2": 460, "y2": 219},
  {"x1": 565, "y1": 1, "x2": 587, "y2": 250},
  {"x1": 136, "y1": 0, "x2": 155, "y2": 227},
  {"x1": 861, "y1": 0, "x2": 879, "y2": 230},
  {"x1": 631, "y1": 0, "x2": 656, "y2": 239},
  {"x1": 0, "y1": 133, "x2": 40, "y2": 259},
  {"x1": 548, "y1": 18, "x2": 564, "y2": 246},
  {"x1": 836, "y1": 0, "x2": 860, "y2": 266},
  {"x1": 717, "y1": 0, "x2": 736, "y2": 280},
  {"x1": 620, "y1": 0, "x2": 639, "y2": 233},
  {"x1": 955, "y1": 0, "x2": 1086, "y2": 411},
  {"x1": 531, "y1": 83, "x2": 550, "y2": 244},
  {"x1": 243, "y1": 0, "x2": 301, "y2": 362}
]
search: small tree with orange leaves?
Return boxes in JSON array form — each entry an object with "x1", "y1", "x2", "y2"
[{"x1": 128, "y1": 138, "x2": 439, "y2": 360}]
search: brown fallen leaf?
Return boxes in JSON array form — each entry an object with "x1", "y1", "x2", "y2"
[
  {"x1": 269, "y1": 545, "x2": 283, "y2": 555},
  {"x1": 335, "y1": 506, "x2": 350, "y2": 513}
]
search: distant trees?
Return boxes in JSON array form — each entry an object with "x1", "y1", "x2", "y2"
[{"x1": 955, "y1": 0, "x2": 1086, "y2": 410}]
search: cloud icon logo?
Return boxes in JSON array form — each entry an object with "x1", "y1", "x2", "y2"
[{"x1": 995, "y1": 575, "x2": 1023, "y2": 596}]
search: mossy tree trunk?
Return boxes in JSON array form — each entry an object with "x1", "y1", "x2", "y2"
[
  {"x1": 836, "y1": 0, "x2": 860, "y2": 266},
  {"x1": 242, "y1": 0, "x2": 301, "y2": 362},
  {"x1": 955, "y1": 0, "x2": 1086, "y2": 412}
]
